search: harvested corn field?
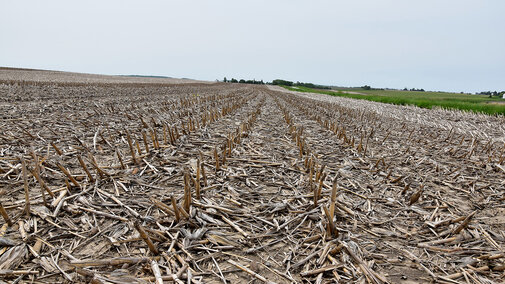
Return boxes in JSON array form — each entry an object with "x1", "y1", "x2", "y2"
[{"x1": 1, "y1": 73, "x2": 505, "y2": 283}]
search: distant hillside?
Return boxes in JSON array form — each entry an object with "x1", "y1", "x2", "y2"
[
  {"x1": 121, "y1": 74, "x2": 173, "y2": 79},
  {"x1": 0, "y1": 67, "x2": 209, "y2": 85}
]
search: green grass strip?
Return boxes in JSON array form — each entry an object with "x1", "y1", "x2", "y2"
[{"x1": 281, "y1": 86, "x2": 505, "y2": 116}]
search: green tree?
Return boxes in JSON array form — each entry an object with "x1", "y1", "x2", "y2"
[{"x1": 272, "y1": 79, "x2": 293, "y2": 86}]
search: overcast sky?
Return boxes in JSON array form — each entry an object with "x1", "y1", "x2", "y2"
[{"x1": 1, "y1": 0, "x2": 504, "y2": 92}]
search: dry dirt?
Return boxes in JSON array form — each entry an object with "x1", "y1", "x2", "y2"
[{"x1": 0, "y1": 70, "x2": 505, "y2": 283}]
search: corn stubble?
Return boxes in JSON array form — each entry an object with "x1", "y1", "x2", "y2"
[{"x1": 0, "y1": 74, "x2": 504, "y2": 283}]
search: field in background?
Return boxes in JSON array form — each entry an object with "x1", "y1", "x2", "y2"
[
  {"x1": 0, "y1": 66, "x2": 207, "y2": 85},
  {"x1": 283, "y1": 85, "x2": 505, "y2": 115}
]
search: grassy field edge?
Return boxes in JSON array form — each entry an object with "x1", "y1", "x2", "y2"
[{"x1": 281, "y1": 85, "x2": 505, "y2": 116}]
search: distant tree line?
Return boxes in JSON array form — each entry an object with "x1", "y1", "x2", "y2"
[
  {"x1": 402, "y1": 87, "x2": 425, "y2": 92},
  {"x1": 478, "y1": 91, "x2": 505, "y2": 98},
  {"x1": 271, "y1": 79, "x2": 330, "y2": 89},
  {"x1": 272, "y1": 79, "x2": 294, "y2": 86},
  {"x1": 222, "y1": 78, "x2": 333, "y2": 89},
  {"x1": 361, "y1": 85, "x2": 385, "y2": 91},
  {"x1": 294, "y1": 81, "x2": 330, "y2": 89},
  {"x1": 223, "y1": 77, "x2": 264, "y2": 84}
]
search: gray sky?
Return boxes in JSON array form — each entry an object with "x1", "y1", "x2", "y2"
[{"x1": 1, "y1": 0, "x2": 504, "y2": 93}]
